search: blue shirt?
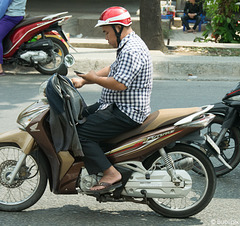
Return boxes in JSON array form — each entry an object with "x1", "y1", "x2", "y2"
[
  {"x1": 0, "y1": 0, "x2": 12, "y2": 19},
  {"x1": 98, "y1": 32, "x2": 153, "y2": 124},
  {"x1": 5, "y1": 0, "x2": 27, "y2": 17}
]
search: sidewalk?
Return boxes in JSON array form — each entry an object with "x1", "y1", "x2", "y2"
[
  {"x1": 69, "y1": 27, "x2": 240, "y2": 81},
  {"x1": 25, "y1": 3, "x2": 240, "y2": 81}
]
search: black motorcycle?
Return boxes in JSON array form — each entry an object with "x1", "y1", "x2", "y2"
[{"x1": 202, "y1": 82, "x2": 240, "y2": 176}]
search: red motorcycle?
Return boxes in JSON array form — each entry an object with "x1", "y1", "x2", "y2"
[{"x1": 3, "y1": 12, "x2": 72, "y2": 75}]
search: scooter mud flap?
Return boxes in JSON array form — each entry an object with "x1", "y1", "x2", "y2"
[
  {"x1": 205, "y1": 134, "x2": 232, "y2": 169},
  {"x1": 0, "y1": 129, "x2": 34, "y2": 154}
]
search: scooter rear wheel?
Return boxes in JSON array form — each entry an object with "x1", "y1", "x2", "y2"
[
  {"x1": 34, "y1": 37, "x2": 69, "y2": 75},
  {"x1": 0, "y1": 145, "x2": 47, "y2": 211},
  {"x1": 147, "y1": 144, "x2": 216, "y2": 218}
]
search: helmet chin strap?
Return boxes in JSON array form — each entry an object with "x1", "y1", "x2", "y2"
[{"x1": 111, "y1": 25, "x2": 124, "y2": 47}]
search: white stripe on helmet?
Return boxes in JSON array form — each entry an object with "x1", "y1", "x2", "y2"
[{"x1": 95, "y1": 11, "x2": 131, "y2": 27}]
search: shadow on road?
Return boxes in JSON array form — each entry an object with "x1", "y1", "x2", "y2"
[{"x1": 0, "y1": 204, "x2": 204, "y2": 226}]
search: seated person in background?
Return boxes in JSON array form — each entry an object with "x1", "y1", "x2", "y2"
[{"x1": 181, "y1": 0, "x2": 202, "y2": 33}]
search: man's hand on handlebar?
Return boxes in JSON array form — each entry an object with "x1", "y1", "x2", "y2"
[{"x1": 71, "y1": 77, "x2": 87, "y2": 88}]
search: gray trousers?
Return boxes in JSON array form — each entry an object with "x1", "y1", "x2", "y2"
[{"x1": 77, "y1": 103, "x2": 140, "y2": 175}]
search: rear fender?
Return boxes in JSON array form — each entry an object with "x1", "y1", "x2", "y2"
[
  {"x1": 179, "y1": 130, "x2": 205, "y2": 145},
  {"x1": 0, "y1": 129, "x2": 34, "y2": 154},
  {"x1": 42, "y1": 20, "x2": 70, "y2": 49}
]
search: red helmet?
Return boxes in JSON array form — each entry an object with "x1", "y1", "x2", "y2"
[{"x1": 95, "y1": 6, "x2": 132, "y2": 27}]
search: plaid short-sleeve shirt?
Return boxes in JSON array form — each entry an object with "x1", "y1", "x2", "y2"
[{"x1": 98, "y1": 32, "x2": 153, "y2": 124}]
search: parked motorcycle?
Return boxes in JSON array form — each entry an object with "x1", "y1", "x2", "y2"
[
  {"x1": 0, "y1": 56, "x2": 225, "y2": 218},
  {"x1": 202, "y1": 82, "x2": 240, "y2": 176},
  {"x1": 3, "y1": 12, "x2": 72, "y2": 75}
]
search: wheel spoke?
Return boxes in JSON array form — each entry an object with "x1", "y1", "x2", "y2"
[
  {"x1": 0, "y1": 146, "x2": 47, "y2": 211},
  {"x1": 152, "y1": 152, "x2": 208, "y2": 208},
  {"x1": 147, "y1": 144, "x2": 216, "y2": 217}
]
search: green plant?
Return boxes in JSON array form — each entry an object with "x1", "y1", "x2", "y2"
[{"x1": 202, "y1": 0, "x2": 240, "y2": 43}]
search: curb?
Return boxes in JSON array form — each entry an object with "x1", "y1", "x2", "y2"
[{"x1": 69, "y1": 46, "x2": 240, "y2": 81}]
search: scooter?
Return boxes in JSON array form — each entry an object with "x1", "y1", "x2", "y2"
[
  {"x1": 202, "y1": 82, "x2": 240, "y2": 176},
  {"x1": 3, "y1": 12, "x2": 73, "y2": 75},
  {"x1": 0, "y1": 56, "x2": 226, "y2": 218}
]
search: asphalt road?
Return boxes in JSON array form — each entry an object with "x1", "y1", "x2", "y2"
[{"x1": 0, "y1": 75, "x2": 240, "y2": 226}]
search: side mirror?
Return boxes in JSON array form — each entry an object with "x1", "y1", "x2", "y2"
[
  {"x1": 57, "y1": 54, "x2": 75, "y2": 76},
  {"x1": 64, "y1": 54, "x2": 75, "y2": 68}
]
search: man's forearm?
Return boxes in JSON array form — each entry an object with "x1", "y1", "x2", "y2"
[
  {"x1": 96, "y1": 66, "x2": 111, "y2": 77},
  {"x1": 94, "y1": 76, "x2": 127, "y2": 91},
  {"x1": 78, "y1": 70, "x2": 127, "y2": 91}
]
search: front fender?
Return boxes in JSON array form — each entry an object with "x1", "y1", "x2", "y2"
[
  {"x1": 208, "y1": 102, "x2": 229, "y2": 115},
  {"x1": 0, "y1": 129, "x2": 34, "y2": 154},
  {"x1": 209, "y1": 102, "x2": 240, "y2": 128}
]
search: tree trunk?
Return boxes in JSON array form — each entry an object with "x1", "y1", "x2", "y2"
[{"x1": 140, "y1": 0, "x2": 167, "y2": 51}]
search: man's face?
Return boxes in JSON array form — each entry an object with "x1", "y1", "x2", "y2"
[{"x1": 102, "y1": 25, "x2": 118, "y2": 48}]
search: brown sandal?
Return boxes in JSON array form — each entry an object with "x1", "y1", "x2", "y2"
[{"x1": 87, "y1": 181, "x2": 122, "y2": 194}]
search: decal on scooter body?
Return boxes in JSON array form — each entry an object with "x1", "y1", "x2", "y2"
[
  {"x1": 106, "y1": 129, "x2": 183, "y2": 158},
  {"x1": 30, "y1": 123, "x2": 40, "y2": 132}
]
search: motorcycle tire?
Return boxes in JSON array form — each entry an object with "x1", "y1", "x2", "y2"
[
  {"x1": 202, "y1": 114, "x2": 240, "y2": 177},
  {"x1": 146, "y1": 144, "x2": 216, "y2": 218},
  {"x1": 34, "y1": 37, "x2": 69, "y2": 75},
  {"x1": 0, "y1": 145, "x2": 47, "y2": 211}
]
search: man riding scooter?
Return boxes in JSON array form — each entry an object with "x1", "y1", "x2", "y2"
[{"x1": 71, "y1": 6, "x2": 153, "y2": 193}]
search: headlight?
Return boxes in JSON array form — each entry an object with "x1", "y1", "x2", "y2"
[
  {"x1": 228, "y1": 95, "x2": 240, "y2": 101},
  {"x1": 17, "y1": 100, "x2": 49, "y2": 130}
]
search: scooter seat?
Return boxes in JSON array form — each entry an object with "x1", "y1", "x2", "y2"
[
  {"x1": 3, "y1": 16, "x2": 48, "y2": 54},
  {"x1": 14, "y1": 16, "x2": 48, "y2": 30},
  {"x1": 107, "y1": 107, "x2": 201, "y2": 144}
]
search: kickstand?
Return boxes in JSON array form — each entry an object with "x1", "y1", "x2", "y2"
[{"x1": 141, "y1": 190, "x2": 148, "y2": 203}]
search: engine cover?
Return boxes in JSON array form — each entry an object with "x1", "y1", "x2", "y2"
[
  {"x1": 79, "y1": 168, "x2": 102, "y2": 192},
  {"x1": 121, "y1": 170, "x2": 192, "y2": 198},
  {"x1": 78, "y1": 167, "x2": 192, "y2": 199},
  {"x1": 20, "y1": 51, "x2": 48, "y2": 64}
]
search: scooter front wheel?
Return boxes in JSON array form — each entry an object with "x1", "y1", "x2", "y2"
[
  {"x1": 202, "y1": 114, "x2": 240, "y2": 176},
  {"x1": 0, "y1": 145, "x2": 47, "y2": 211},
  {"x1": 147, "y1": 144, "x2": 216, "y2": 218}
]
